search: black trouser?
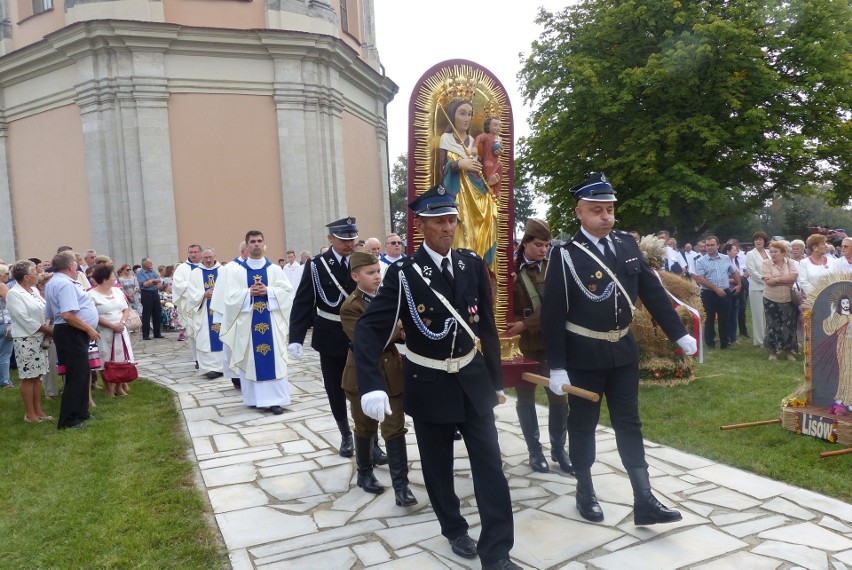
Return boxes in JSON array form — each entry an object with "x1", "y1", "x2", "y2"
[
  {"x1": 140, "y1": 290, "x2": 162, "y2": 339},
  {"x1": 413, "y1": 403, "x2": 513, "y2": 565},
  {"x1": 700, "y1": 288, "x2": 733, "y2": 348},
  {"x1": 54, "y1": 324, "x2": 90, "y2": 429},
  {"x1": 319, "y1": 353, "x2": 348, "y2": 425},
  {"x1": 738, "y1": 279, "x2": 749, "y2": 335},
  {"x1": 567, "y1": 364, "x2": 646, "y2": 471}
]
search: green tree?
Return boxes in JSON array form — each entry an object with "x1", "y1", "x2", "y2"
[
  {"x1": 513, "y1": 155, "x2": 537, "y2": 235},
  {"x1": 518, "y1": 0, "x2": 852, "y2": 242},
  {"x1": 389, "y1": 153, "x2": 408, "y2": 238}
]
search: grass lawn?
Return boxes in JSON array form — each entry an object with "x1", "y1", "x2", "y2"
[
  {"x1": 534, "y1": 336, "x2": 852, "y2": 504},
  {"x1": 0, "y1": 375, "x2": 227, "y2": 569}
]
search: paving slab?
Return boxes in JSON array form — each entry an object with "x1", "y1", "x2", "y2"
[{"x1": 134, "y1": 334, "x2": 852, "y2": 569}]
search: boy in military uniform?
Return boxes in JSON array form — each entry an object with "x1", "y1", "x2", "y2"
[
  {"x1": 354, "y1": 185, "x2": 519, "y2": 570},
  {"x1": 505, "y1": 218, "x2": 572, "y2": 475},
  {"x1": 542, "y1": 173, "x2": 697, "y2": 526},
  {"x1": 340, "y1": 251, "x2": 416, "y2": 506}
]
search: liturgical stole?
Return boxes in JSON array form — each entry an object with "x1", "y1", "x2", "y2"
[
  {"x1": 202, "y1": 267, "x2": 223, "y2": 352},
  {"x1": 240, "y1": 259, "x2": 276, "y2": 381}
]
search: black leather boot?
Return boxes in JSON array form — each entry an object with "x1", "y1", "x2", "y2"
[
  {"x1": 627, "y1": 467, "x2": 682, "y2": 525},
  {"x1": 372, "y1": 435, "x2": 388, "y2": 466},
  {"x1": 575, "y1": 469, "x2": 604, "y2": 522},
  {"x1": 548, "y1": 404, "x2": 574, "y2": 475},
  {"x1": 355, "y1": 436, "x2": 384, "y2": 494},
  {"x1": 337, "y1": 421, "x2": 354, "y2": 458},
  {"x1": 516, "y1": 404, "x2": 549, "y2": 473},
  {"x1": 386, "y1": 436, "x2": 417, "y2": 506}
]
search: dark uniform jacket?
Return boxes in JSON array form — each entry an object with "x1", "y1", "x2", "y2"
[
  {"x1": 340, "y1": 289, "x2": 404, "y2": 397},
  {"x1": 289, "y1": 249, "x2": 356, "y2": 358},
  {"x1": 513, "y1": 257, "x2": 548, "y2": 354},
  {"x1": 354, "y1": 246, "x2": 502, "y2": 424},
  {"x1": 542, "y1": 230, "x2": 687, "y2": 371}
]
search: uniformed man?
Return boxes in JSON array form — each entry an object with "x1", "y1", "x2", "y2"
[
  {"x1": 340, "y1": 251, "x2": 416, "y2": 506},
  {"x1": 289, "y1": 217, "x2": 385, "y2": 462},
  {"x1": 542, "y1": 173, "x2": 697, "y2": 526},
  {"x1": 505, "y1": 218, "x2": 572, "y2": 475},
  {"x1": 355, "y1": 185, "x2": 519, "y2": 570}
]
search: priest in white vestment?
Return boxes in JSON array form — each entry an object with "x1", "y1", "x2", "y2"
[
  {"x1": 186, "y1": 248, "x2": 224, "y2": 379},
  {"x1": 218, "y1": 232, "x2": 294, "y2": 414},
  {"x1": 171, "y1": 244, "x2": 203, "y2": 363}
]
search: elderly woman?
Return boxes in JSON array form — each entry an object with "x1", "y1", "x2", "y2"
[
  {"x1": 798, "y1": 234, "x2": 833, "y2": 300},
  {"x1": 745, "y1": 231, "x2": 770, "y2": 346},
  {"x1": 36, "y1": 273, "x2": 60, "y2": 400},
  {"x1": 0, "y1": 264, "x2": 13, "y2": 389},
  {"x1": 790, "y1": 239, "x2": 806, "y2": 266},
  {"x1": 87, "y1": 264, "x2": 133, "y2": 397},
  {"x1": 762, "y1": 240, "x2": 799, "y2": 361},
  {"x1": 6, "y1": 260, "x2": 53, "y2": 421}
]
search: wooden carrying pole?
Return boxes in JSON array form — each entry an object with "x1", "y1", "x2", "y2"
[
  {"x1": 719, "y1": 418, "x2": 781, "y2": 431},
  {"x1": 820, "y1": 448, "x2": 852, "y2": 458},
  {"x1": 522, "y1": 372, "x2": 600, "y2": 403}
]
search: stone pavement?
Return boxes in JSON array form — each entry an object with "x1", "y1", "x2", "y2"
[{"x1": 134, "y1": 335, "x2": 852, "y2": 569}]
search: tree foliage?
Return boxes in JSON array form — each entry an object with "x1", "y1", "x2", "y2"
[
  {"x1": 518, "y1": 0, "x2": 852, "y2": 240},
  {"x1": 389, "y1": 153, "x2": 408, "y2": 238}
]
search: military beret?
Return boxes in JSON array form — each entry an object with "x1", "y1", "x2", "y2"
[
  {"x1": 524, "y1": 218, "x2": 551, "y2": 241},
  {"x1": 349, "y1": 251, "x2": 379, "y2": 272}
]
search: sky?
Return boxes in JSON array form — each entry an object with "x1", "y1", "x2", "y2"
[{"x1": 373, "y1": 0, "x2": 572, "y2": 166}]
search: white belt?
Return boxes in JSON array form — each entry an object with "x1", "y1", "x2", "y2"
[
  {"x1": 566, "y1": 322, "x2": 630, "y2": 342},
  {"x1": 405, "y1": 348, "x2": 476, "y2": 373},
  {"x1": 316, "y1": 308, "x2": 341, "y2": 322}
]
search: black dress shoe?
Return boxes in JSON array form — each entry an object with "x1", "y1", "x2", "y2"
[
  {"x1": 576, "y1": 491, "x2": 604, "y2": 522},
  {"x1": 339, "y1": 433, "x2": 354, "y2": 458},
  {"x1": 449, "y1": 534, "x2": 477, "y2": 559},
  {"x1": 154, "y1": 335, "x2": 164, "y2": 339},
  {"x1": 80, "y1": 414, "x2": 95, "y2": 421},
  {"x1": 482, "y1": 559, "x2": 522, "y2": 570},
  {"x1": 529, "y1": 449, "x2": 549, "y2": 473},
  {"x1": 204, "y1": 371, "x2": 224, "y2": 379},
  {"x1": 268, "y1": 406, "x2": 284, "y2": 415},
  {"x1": 551, "y1": 449, "x2": 575, "y2": 476},
  {"x1": 634, "y1": 492, "x2": 683, "y2": 525},
  {"x1": 59, "y1": 423, "x2": 86, "y2": 430}
]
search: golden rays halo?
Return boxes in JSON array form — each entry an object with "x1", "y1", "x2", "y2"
[{"x1": 412, "y1": 63, "x2": 511, "y2": 329}]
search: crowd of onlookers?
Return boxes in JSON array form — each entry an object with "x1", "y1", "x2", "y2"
[
  {"x1": 653, "y1": 229, "x2": 852, "y2": 361},
  {"x1": 0, "y1": 237, "x2": 403, "y2": 427}
]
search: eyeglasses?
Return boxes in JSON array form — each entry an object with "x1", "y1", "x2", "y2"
[{"x1": 387, "y1": 241, "x2": 402, "y2": 245}]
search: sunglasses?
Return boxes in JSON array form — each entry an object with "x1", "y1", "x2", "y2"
[{"x1": 387, "y1": 241, "x2": 402, "y2": 245}]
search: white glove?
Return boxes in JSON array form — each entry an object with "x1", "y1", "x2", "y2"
[
  {"x1": 549, "y1": 369, "x2": 570, "y2": 396},
  {"x1": 676, "y1": 334, "x2": 698, "y2": 355},
  {"x1": 361, "y1": 390, "x2": 392, "y2": 422},
  {"x1": 288, "y1": 343, "x2": 303, "y2": 361}
]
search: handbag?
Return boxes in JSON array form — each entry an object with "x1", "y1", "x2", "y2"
[
  {"x1": 88, "y1": 340, "x2": 102, "y2": 369},
  {"x1": 125, "y1": 309, "x2": 142, "y2": 333},
  {"x1": 791, "y1": 284, "x2": 802, "y2": 306},
  {"x1": 102, "y1": 333, "x2": 138, "y2": 383}
]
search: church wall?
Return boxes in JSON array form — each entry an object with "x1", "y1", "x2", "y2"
[
  {"x1": 7, "y1": 104, "x2": 91, "y2": 258},
  {"x1": 163, "y1": 0, "x2": 265, "y2": 29},
  {"x1": 168, "y1": 93, "x2": 287, "y2": 263},
  {"x1": 11, "y1": 0, "x2": 66, "y2": 51},
  {"x1": 341, "y1": 110, "x2": 385, "y2": 241}
]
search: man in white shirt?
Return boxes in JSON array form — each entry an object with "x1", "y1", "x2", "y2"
[
  {"x1": 281, "y1": 250, "x2": 303, "y2": 290},
  {"x1": 379, "y1": 233, "x2": 406, "y2": 277},
  {"x1": 833, "y1": 238, "x2": 852, "y2": 273}
]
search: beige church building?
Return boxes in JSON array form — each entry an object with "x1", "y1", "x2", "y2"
[{"x1": 0, "y1": 0, "x2": 397, "y2": 264}]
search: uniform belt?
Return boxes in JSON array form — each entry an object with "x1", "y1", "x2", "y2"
[
  {"x1": 316, "y1": 308, "x2": 341, "y2": 322},
  {"x1": 566, "y1": 322, "x2": 630, "y2": 342},
  {"x1": 405, "y1": 348, "x2": 476, "y2": 373}
]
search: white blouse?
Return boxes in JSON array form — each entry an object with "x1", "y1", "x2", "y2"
[{"x1": 6, "y1": 285, "x2": 47, "y2": 338}]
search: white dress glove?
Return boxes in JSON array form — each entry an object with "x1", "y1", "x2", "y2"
[
  {"x1": 676, "y1": 334, "x2": 698, "y2": 355},
  {"x1": 549, "y1": 369, "x2": 570, "y2": 396},
  {"x1": 361, "y1": 390, "x2": 392, "y2": 422},
  {"x1": 288, "y1": 343, "x2": 303, "y2": 361}
]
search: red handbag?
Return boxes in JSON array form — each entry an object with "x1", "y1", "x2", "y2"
[{"x1": 103, "y1": 333, "x2": 138, "y2": 383}]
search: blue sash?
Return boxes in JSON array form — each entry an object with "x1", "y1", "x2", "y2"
[
  {"x1": 202, "y1": 267, "x2": 223, "y2": 352},
  {"x1": 240, "y1": 259, "x2": 276, "y2": 381}
]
